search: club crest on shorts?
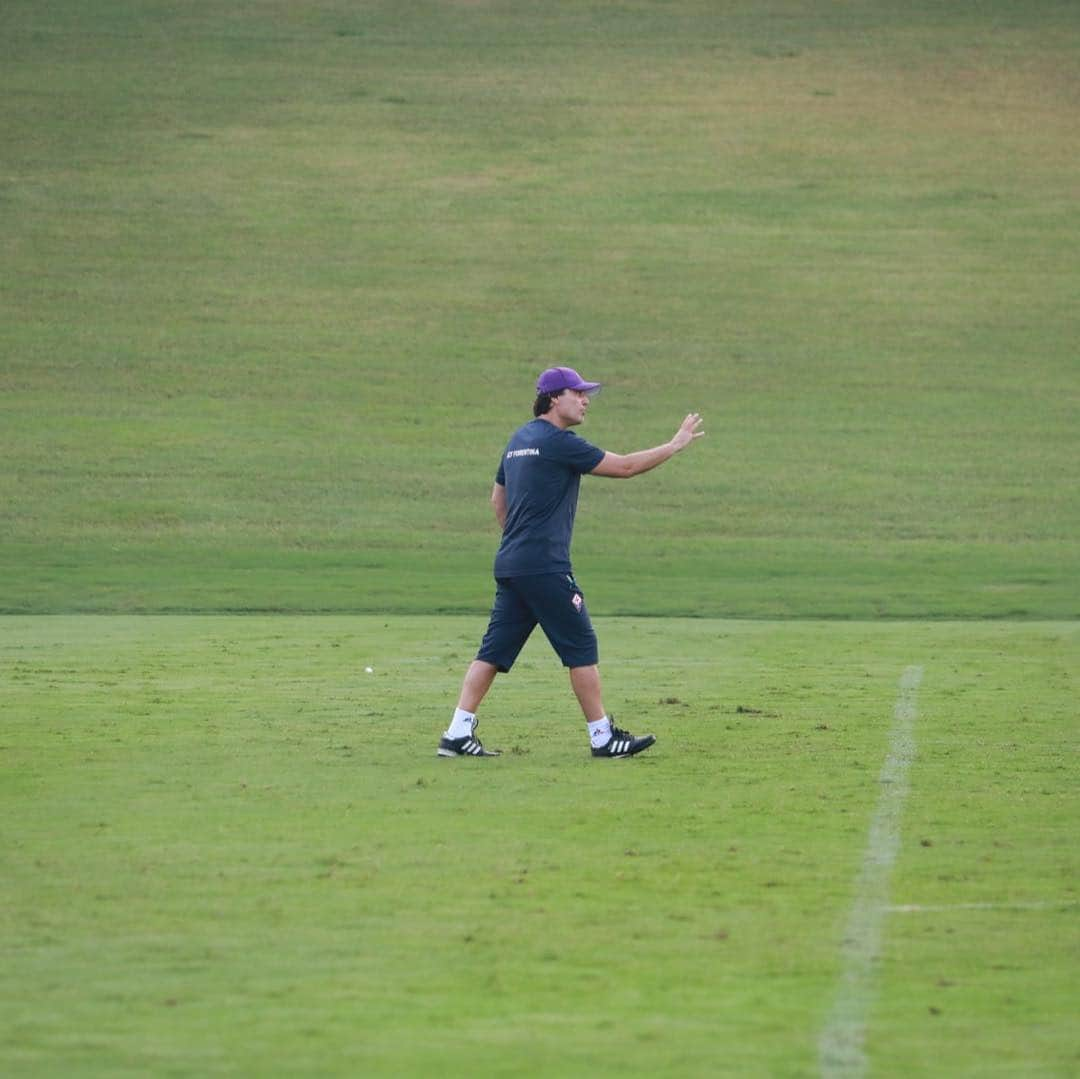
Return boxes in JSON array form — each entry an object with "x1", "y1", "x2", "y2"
[{"x1": 571, "y1": 592, "x2": 584, "y2": 612}]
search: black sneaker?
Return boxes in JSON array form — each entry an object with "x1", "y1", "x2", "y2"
[
  {"x1": 437, "y1": 727, "x2": 501, "y2": 758},
  {"x1": 591, "y1": 721, "x2": 656, "y2": 759}
]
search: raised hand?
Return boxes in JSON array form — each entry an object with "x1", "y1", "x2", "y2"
[{"x1": 671, "y1": 412, "x2": 704, "y2": 452}]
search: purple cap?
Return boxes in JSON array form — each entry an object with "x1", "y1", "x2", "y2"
[{"x1": 536, "y1": 366, "x2": 602, "y2": 395}]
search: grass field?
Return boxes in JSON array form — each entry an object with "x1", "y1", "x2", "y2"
[
  {"x1": 2, "y1": 616, "x2": 1077, "y2": 1076},
  {"x1": 2, "y1": 0, "x2": 1078, "y2": 617},
  {"x1": 2, "y1": 1, "x2": 1079, "y2": 1075}
]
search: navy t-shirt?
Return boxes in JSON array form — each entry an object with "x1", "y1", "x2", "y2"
[{"x1": 493, "y1": 419, "x2": 606, "y2": 578}]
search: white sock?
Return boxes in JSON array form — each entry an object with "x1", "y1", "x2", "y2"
[
  {"x1": 587, "y1": 715, "x2": 612, "y2": 748},
  {"x1": 446, "y1": 708, "x2": 476, "y2": 739}
]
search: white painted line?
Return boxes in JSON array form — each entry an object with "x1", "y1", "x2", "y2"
[
  {"x1": 819, "y1": 665, "x2": 924, "y2": 1079},
  {"x1": 887, "y1": 900, "x2": 1076, "y2": 913}
]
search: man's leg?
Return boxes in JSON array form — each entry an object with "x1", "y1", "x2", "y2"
[
  {"x1": 439, "y1": 581, "x2": 535, "y2": 757},
  {"x1": 570, "y1": 664, "x2": 618, "y2": 749},
  {"x1": 438, "y1": 659, "x2": 502, "y2": 757},
  {"x1": 569, "y1": 664, "x2": 606, "y2": 723},
  {"x1": 523, "y1": 575, "x2": 627, "y2": 753},
  {"x1": 570, "y1": 662, "x2": 656, "y2": 759},
  {"x1": 439, "y1": 658, "x2": 501, "y2": 756},
  {"x1": 458, "y1": 660, "x2": 499, "y2": 714}
]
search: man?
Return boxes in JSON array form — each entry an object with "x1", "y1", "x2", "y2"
[{"x1": 438, "y1": 366, "x2": 704, "y2": 759}]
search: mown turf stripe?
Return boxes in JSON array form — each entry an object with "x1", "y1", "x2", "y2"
[{"x1": 818, "y1": 665, "x2": 924, "y2": 1078}]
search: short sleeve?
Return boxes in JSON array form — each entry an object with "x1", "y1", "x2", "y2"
[{"x1": 550, "y1": 430, "x2": 605, "y2": 474}]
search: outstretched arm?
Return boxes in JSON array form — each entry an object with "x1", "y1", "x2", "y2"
[{"x1": 590, "y1": 413, "x2": 704, "y2": 479}]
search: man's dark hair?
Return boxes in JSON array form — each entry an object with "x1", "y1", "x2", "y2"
[{"x1": 533, "y1": 390, "x2": 562, "y2": 417}]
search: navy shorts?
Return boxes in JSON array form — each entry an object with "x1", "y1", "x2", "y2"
[{"x1": 476, "y1": 573, "x2": 599, "y2": 672}]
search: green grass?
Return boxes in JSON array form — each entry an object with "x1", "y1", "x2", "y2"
[
  {"x1": 2, "y1": 4, "x2": 1078, "y2": 1074},
  {"x1": 2, "y1": 615, "x2": 1077, "y2": 1076},
  {"x1": 2, "y1": 0, "x2": 1078, "y2": 616}
]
